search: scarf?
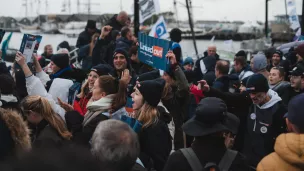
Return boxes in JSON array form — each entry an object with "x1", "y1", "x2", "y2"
[
  {"x1": 83, "y1": 94, "x2": 115, "y2": 126},
  {"x1": 50, "y1": 66, "x2": 72, "y2": 79}
]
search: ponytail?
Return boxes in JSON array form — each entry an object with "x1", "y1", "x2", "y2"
[{"x1": 22, "y1": 96, "x2": 72, "y2": 140}]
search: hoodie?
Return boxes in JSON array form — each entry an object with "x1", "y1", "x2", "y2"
[
  {"x1": 243, "y1": 89, "x2": 287, "y2": 167},
  {"x1": 257, "y1": 133, "x2": 304, "y2": 171}
]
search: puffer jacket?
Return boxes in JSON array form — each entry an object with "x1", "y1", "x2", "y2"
[{"x1": 257, "y1": 133, "x2": 304, "y2": 171}]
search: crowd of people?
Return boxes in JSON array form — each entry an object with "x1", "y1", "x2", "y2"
[{"x1": 0, "y1": 11, "x2": 304, "y2": 171}]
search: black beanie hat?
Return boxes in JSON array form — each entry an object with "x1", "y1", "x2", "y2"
[
  {"x1": 113, "y1": 48, "x2": 129, "y2": 59},
  {"x1": 91, "y1": 64, "x2": 113, "y2": 76},
  {"x1": 51, "y1": 53, "x2": 70, "y2": 69},
  {"x1": 86, "y1": 20, "x2": 96, "y2": 29},
  {"x1": 137, "y1": 79, "x2": 166, "y2": 107},
  {"x1": 235, "y1": 50, "x2": 246, "y2": 57},
  {"x1": 273, "y1": 50, "x2": 283, "y2": 59},
  {"x1": 0, "y1": 74, "x2": 15, "y2": 95},
  {"x1": 246, "y1": 74, "x2": 269, "y2": 93}
]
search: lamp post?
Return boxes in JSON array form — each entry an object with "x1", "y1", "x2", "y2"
[{"x1": 265, "y1": 0, "x2": 269, "y2": 38}]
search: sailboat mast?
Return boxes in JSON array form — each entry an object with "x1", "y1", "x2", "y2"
[
  {"x1": 185, "y1": 0, "x2": 198, "y2": 58},
  {"x1": 77, "y1": 0, "x2": 80, "y2": 13},
  {"x1": 173, "y1": 0, "x2": 179, "y2": 27}
]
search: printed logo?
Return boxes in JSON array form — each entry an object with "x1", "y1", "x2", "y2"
[{"x1": 152, "y1": 46, "x2": 163, "y2": 58}]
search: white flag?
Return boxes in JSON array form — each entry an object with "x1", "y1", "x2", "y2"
[
  {"x1": 149, "y1": 16, "x2": 169, "y2": 39},
  {"x1": 139, "y1": 0, "x2": 160, "y2": 23},
  {"x1": 286, "y1": 0, "x2": 301, "y2": 30}
]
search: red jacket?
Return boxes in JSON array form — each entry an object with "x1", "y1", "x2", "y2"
[
  {"x1": 190, "y1": 84, "x2": 204, "y2": 104},
  {"x1": 73, "y1": 93, "x2": 92, "y2": 116}
]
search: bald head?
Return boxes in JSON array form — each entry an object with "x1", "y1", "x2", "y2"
[
  {"x1": 207, "y1": 45, "x2": 217, "y2": 57},
  {"x1": 215, "y1": 60, "x2": 230, "y2": 78},
  {"x1": 117, "y1": 11, "x2": 128, "y2": 26}
]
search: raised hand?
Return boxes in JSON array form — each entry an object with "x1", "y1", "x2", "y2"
[
  {"x1": 57, "y1": 98, "x2": 74, "y2": 112},
  {"x1": 166, "y1": 51, "x2": 177, "y2": 65},
  {"x1": 15, "y1": 51, "x2": 27, "y2": 67},
  {"x1": 100, "y1": 25, "x2": 113, "y2": 39}
]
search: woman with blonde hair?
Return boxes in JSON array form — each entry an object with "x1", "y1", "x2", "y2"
[
  {"x1": 21, "y1": 95, "x2": 72, "y2": 147},
  {"x1": 131, "y1": 79, "x2": 172, "y2": 171}
]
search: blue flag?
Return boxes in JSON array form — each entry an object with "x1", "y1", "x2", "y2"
[{"x1": 138, "y1": 32, "x2": 172, "y2": 71}]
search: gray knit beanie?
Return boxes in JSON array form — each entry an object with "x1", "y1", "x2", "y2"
[{"x1": 252, "y1": 53, "x2": 267, "y2": 72}]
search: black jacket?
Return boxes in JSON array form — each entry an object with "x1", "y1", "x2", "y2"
[
  {"x1": 76, "y1": 29, "x2": 92, "y2": 48},
  {"x1": 278, "y1": 85, "x2": 303, "y2": 107},
  {"x1": 162, "y1": 66, "x2": 189, "y2": 150},
  {"x1": 204, "y1": 87, "x2": 252, "y2": 151},
  {"x1": 212, "y1": 75, "x2": 230, "y2": 92},
  {"x1": 31, "y1": 119, "x2": 67, "y2": 148},
  {"x1": 163, "y1": 137, "x2": 252, "y2": 171},
  {"x1": 92, "y1": 37, "x2": 111, "y2": 67},
  {"x1": 106, "y1": 14, "x2": 124, "y2": 32},
  {"x1": 65, "y1": 111, "x2": 109, "y2": 146},
  {"x1": 139, "y1": 119, "x2": 172, "y2": 171},
  {"x1": 194, "y1": 53, "x2": 219, "y2": 83},
  {"x1": 243, "y1": 90, "x2": 287, "y2": 167}
]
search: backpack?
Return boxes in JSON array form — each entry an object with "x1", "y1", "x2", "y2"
[
  {"x1": 180, "y1": 148, "x2": 238, "y2": 171},
  {"x1": 68, "y1": 82, "x2": 82, "y2": 105}
]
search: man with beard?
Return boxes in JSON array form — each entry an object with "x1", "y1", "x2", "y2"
[
  {"x1": 243, "y1": 73, "x2": 287, "y2": 168},
  {"x1": 109, "y1": 48, "x2": 137, "y2": 96}
]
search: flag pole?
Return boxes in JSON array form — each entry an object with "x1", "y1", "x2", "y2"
[
  {"x1": 134, "y1": 0, "x2": 140, "y2": 37},
  {"x1": 185, "y1": 0, "x2": 198, "y2": 59}
]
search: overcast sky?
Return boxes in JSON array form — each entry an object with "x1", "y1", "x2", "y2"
[{"x1": 0, "y1": 0, "x2": 302, "y2": 21}]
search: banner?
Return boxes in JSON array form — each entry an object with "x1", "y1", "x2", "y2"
[
  {"x1": 19, "y1": 34, "x2": 42, "y2": 63},
  {"x1": 286, "y1": 0, "x2": 301, "y2": 30},
  {"x1": 139, "y1": 0, "x2": 160, "y2": 23},
  {"x1": 138, "y1": 32, "x2": 172, "y2": 71},
  {"x1": 149, "y1": 16, "x2": 169, "y2": 39}
]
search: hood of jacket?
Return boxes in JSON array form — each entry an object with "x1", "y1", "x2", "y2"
[
  {"x1": 271, "y1": 81, "x2": 290, "y2": 92},
  {"x1": 0, "y1": 108, "x2": 31, "y2": 158},
  {"x1": 274, "y1": 133, "x2": 304, "y2": 169},
  {"x1": 257, "y1": 89, "x2": 282, "y2": 109}
]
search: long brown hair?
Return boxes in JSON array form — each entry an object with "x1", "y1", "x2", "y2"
[
  {"x1": 135, "y1": 103, "x2": 159, "y2": 128},
  {"x1": 97, "y1": 76, "x2": 127, "y2": 113},
  {"x1": 22, "y1": 96, "x2": 72, "y2": 140}
]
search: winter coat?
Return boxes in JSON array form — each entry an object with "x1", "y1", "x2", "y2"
[
  {"x1": 71, "y1": 95, "x2": 128, "y2": 145},
  {"x1": 106, "y1": 14, "x2": 124, "y2": 32},
  {"x1": 92, "y1": 38, "x2": 115, "y2": 67},
  {"x1": 163, "y1": 137, "x2": 252, "y2": 171},
  {"x1": 0, "y1": 108, "x2": 31, "y2": 161},
  {"x1": 162, "y1": 66, "x2": 189, "y2": 150},
  {"x1": 0, "y1": 94, "x2": 21, "y2": 113},
  {"x1": 25, "y1": 74, "x2": 66, "y2": 121},
  {"x1": 73, "y1": 92, "x2": 92, "y2": 116},
  {"x1": 212, "y1": 75, "x2": 231, "y2": 92},
  {"x1": 278, "y1": 85, "x2": 303, "y2": 107},
  {"x1": 139, "y1": 119, "x2": 172, "y2": 171},
  {"x1": 116, "y1": 37, "x2": 133, "y2": 52},
  {"x1": 194, "y1": 53, "x2": 220, "y2": 83},
  {"x1": 204, "y1": 87, "x2": 252, "y2": 151},
  {"x1": 78, "y1": 44, "x2": 92, "y2": 71},
  {"x1": 238, "y1": 66, "x2": 254, "y2": 81},
  {"x1": 257, "y1": 133, "x2": 304, "y2": 171},
  {"x1": 243, "y1": 89, "x2": 287, "y2": 167},
  {"x1": 31, "y1": 119, "x2": 67, "y2": 148},
  {"x1": 76, "y1": 29, "x2": 92, "y2": 48}
]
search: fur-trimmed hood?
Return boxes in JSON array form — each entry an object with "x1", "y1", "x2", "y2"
[{"x1": 0, "y1": 108, "x2": 31, "y2": 158}]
